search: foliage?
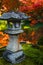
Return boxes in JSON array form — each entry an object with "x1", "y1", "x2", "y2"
[
  {"x1": 0, "y1": 20, "x2": 7, "y2": 30},
  {"x1": 0, "y1": 47, "x2": 6, "y2": 57},
  {"x1": 22, "y1": 44, "x2": 43, "y2": 65},
  {"x1": 0, "y1": 32, "x2": 9, "y2": 48},
  {"x1": 38, "y1": 36, "x2": 43, "y2": 45},
  {"x1": 19, "y1": 0, "x2": 38, "y2": 5},
  {"x1": 19, "y1": 0, "x2": 43, "y2": 26},
  {"x1": 0, "y1": 0, "x2": 20, "y2": 12}
]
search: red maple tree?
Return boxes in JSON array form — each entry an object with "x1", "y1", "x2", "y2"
[{"x1": 19, "y1": 0, "x2": 43, "y2": 25}]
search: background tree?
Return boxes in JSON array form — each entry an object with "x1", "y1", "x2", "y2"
[
  {"x1": 0, "y1": 0, "x2": 20, "y2": 13},
  {"x1": 19, "y1": 0, "x2": 43, "y2": 25}
]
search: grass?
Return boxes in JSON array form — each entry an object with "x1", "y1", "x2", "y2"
[
  {"x1": 0, "y1": 44, "x2": 43, "y2": 65},
  {"x1": 22, "y1": 44, "x2": 43, "y2": 65}
]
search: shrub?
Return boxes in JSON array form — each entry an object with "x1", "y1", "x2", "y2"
[{"x1": 38, "y1": 36, "x2": 43, "y2": 45}]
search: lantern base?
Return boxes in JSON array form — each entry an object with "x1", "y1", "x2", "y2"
[{"x1": 3, "y1": 50, "x2": 25, "y2": 64}]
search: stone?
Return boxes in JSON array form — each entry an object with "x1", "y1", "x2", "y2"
[{"x1": 3, "y1": 50, "x2": 25, "y2": 64}]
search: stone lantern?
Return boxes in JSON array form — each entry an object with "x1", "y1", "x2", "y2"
[{"x1": 0, "y1": 11, "x2": 30, "y2": 64}]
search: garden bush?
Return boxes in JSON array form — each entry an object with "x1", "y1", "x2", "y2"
[{"x1": 38, "y1": 36, "x2": 43, "y2": 45}]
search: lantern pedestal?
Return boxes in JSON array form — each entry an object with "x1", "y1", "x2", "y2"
[
  {"x1": 6, "y1": 34, "x2": 22, "y2": 52},
  {"x1": 3, "y1": 29, "x2": 25, "y2": 64}
]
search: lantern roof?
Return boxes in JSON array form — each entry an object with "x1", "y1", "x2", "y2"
[{"x1": 0, "y1": 11, "x2": 30, "y2": 20}]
